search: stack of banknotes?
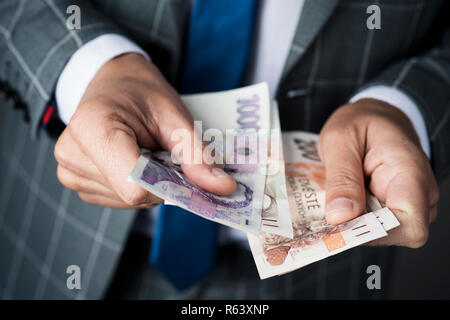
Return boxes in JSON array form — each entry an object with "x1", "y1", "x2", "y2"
[{"x1": 129, "y1": 83, "x2": 400, "y2": 279}]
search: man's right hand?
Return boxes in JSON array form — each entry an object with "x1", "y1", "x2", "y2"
[{"x1": 54, "y1": 53, "x2": 236, "y2": 209}]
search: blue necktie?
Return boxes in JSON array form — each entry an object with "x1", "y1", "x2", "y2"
[{"x1": 150, "y1": 0, "x2": 257, "y2": 290}]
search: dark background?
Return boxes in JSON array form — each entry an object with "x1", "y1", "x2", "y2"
[
  {"x1": 388, "y1": 178, "x2": 450, "y2": 299},
  {"x1": 0, "y1": 94, "x2": 449, "y2": 299}
]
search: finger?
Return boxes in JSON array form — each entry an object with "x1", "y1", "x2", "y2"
[
  {"x1": 383, "y1": 171, "x2": 430, "y2": 248},
  {"x1": 367, "y1": 203, "x2": 437, "y2": 247},
  {"x1": 153, "y1": 100, "x2": 236, "y2": 196},
  {"x1": 428, "y1": 166, "x2": 440, "y2": 207},
  {"x1": 69, "y1": 107, "x2": 162, "y2": 207},
  {"x1": 54, "y1": 129, "x2": 105, "y2": 184},
  {"x1": 319, "y1": 127, "x2": 366, "y2": 225},
  {"x1": 57, "y1": 165, "x2": 116, "y2": 198},
  {"x1": 365, "y1": 216, "x2": 401, "y2": 247},
  {"x1": 430, "y1": 204, "x2": 438, "y2": 225},
  {"x1": 78, "y1": 192, "x2": 162, "y2": 209},
  {"x1": 365, "y1": 141, "x2": 433, "y2": 247}
]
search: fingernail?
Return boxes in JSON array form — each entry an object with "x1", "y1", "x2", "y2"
[
  {"x1": 326, "y1": 197, "x2": 353, "y2": 217},
  {"x1": 211, "y1": 167, "x2": 230, "y2": 178}
]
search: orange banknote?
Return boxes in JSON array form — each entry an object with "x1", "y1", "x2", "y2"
[{"x1": 248, "y1": 131, "x2": 399, "y2": 279}]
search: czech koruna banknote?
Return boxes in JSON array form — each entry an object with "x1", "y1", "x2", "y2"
[{"x1": 129, "y1": 83, "x2": 400, "y2": 279}]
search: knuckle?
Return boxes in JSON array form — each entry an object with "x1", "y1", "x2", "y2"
[
  {"x1": 56, "y1": 166, "x2": 70, "y2": 187},
  {"x1": 120, "y1": 187, "x2": 149, "y2": 206},
  {"x1": 78, "y1": 192, "x2": 95, "y2": 205},
  {"x1": 435, "y1": 186, "x2": 440, "y2": 202},
  {"x1": 104, "y1": 125, "x2": 135, "y2": 148},
  {"x1": 67, "y1": 108, "x2": 87, "y2": 141},
  {"x1": 148, "y1": 195, "x2": 163, "y2": 206},
  {"x1": 56, "y1": 166, "x2": 67, "y2": 185},
  {"x1": 406, "y1": 222, "x2": 429, "y2": 248},
  {"x1": 431, "y1": 178, "x2": 440, "y2": 204},
  {"x1": 56, "y1": 166, "x2": 83, "y2": 192},
  {"x1": 54, "y1": 139, "x2": 70, "y2": 168},
  {"x1": 78, "y1": 192, "x2": 88, "y2": 202},
  {"x1": 430, "y1": 209, "x2": 438, "y2": 224},
  {"x1": 322, "y1": 114, "x2": 360, "y2": 138},
  {"x1": 329, "y1": 124, "x2": 356, "y2": 138},
  {"x1": 68, "y1": 101, "x2": 100, "y2": 142},
  {"x1": 69, "y1": 180, "x2": 82, "y2": 192}
]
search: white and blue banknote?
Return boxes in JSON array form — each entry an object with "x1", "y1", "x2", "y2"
[{"x1": 129, "y1": 83, "x2": 271, "y2": 234}]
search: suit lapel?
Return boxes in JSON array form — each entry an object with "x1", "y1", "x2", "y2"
[{"x1": 281, "y1": 0, "x2": 340, "y2": 79}]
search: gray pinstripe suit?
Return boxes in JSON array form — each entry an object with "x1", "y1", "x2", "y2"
[{"x1": 0, "y1": 0, "x2": 449, "y2": 299}]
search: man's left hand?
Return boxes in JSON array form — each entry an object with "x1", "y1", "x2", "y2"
[{"x1": 319, "y1": 98, "x2": 439, "y2": 248}]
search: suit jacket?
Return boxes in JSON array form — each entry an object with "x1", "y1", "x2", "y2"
[{"x1": 0, "y1": 0, "x2": 449, "y2": 299}]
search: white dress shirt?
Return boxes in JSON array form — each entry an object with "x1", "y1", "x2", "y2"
[{"x1": 55, "y1": 0, "x2": 431, "y2": 244}]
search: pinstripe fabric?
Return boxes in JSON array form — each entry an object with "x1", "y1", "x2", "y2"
[
  {"x1": 0, "y1": 99, "x2": 137, "y2": 299},
  {"x1": 0, "y1": 0, "x2": 449, "y2": 299},
  {"x1": 281, "y1": 0, "x2": 340, "y2": 78},
  {"x1": 276, "y1": 0, "x2": 450, "y2": 183},
  {"x1": 106, "y1": 235, "x2": 391, "y2": 300}
]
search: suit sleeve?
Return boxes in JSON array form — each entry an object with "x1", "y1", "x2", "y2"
[
  {"x1": 0, "y1": 0, "x2": 128, "y2": 138},
  {"x1": 353, "y1": 26, "x2": 450, "y2": 183}
]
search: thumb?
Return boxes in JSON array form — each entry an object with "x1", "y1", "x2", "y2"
[
  {"x1": 156, "y1": 104, "x2": 237, "y2": 196},
  {"x1": 319, "y1": 129, "x2": 366, "y2": 225}
]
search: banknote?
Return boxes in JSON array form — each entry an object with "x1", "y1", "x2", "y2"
[
  {"x1": 260, "y1": 102, "x2": 293, "y2": 238},
  {"x1": 129, "y1": 83, "x2": 271, "y2": 234},
  {"x1": 164, "y1": 100, "x2": 293, "y2": 238},
  {"x1": 247, "y1": 131, "x2": 400, "y2": 279},
  {"x1": 366, "y1": 193, "x2": 400, "y2": 231}
]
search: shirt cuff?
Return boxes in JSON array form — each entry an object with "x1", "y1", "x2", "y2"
[
  {"x1": 350, "y1": 85, "x2": 431, "y2": 158},
  {"x1": 55, "y1": 34, "x2": 150, "y2": 125}
]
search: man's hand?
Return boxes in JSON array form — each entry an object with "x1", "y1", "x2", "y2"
[
  {"x1": 319, "y1": 99, "x2": 439, "y2": 248},
  {"x1": 54, "y1": 53, "x2": 236, "y2": 209}
]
